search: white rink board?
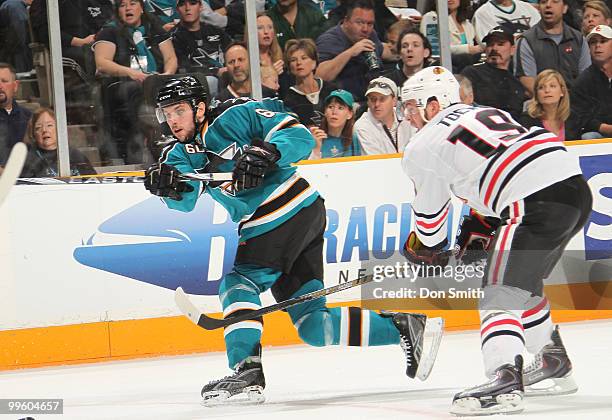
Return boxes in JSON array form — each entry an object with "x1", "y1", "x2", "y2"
[{"x1": 0, "y1": 142, "x2": 610, "y2": 330}]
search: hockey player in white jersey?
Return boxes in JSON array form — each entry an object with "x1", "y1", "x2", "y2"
[{"x1": 399, "y1": 67, "x2": 592, "y2": 415}]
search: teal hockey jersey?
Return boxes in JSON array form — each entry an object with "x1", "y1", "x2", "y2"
[{"x1": 158, "y1": 98, "x2": 320, "y2": 240}]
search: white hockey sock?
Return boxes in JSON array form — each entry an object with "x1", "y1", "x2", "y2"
[
  {"x1": 480, "y1": 310, "x2": 525, "y2": 377},
  {"x1": 522, "y1": 296, "x2": 553, "y2": 354}
]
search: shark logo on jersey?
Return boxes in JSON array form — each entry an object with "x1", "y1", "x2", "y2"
[
  {"x1": 190, "y1": 47, "x2": 222, "y2": 68},
  {"x1": 494, "y1": 16, "x2": 533, "y2": 35},
  {"x1": 146, "y1": 0, "x2": 174, "y2": 18},
  {"x1": 202, "y1": 142, "x2": 241, "y2": 195}
]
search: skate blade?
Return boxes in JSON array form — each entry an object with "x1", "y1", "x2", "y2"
[
  {"x1": 416, "y1": 317, "x2": 444, "y2": 381},
  {"x1": 450, "y1": 392, "x2": 524, "y2": 416},
  {"x1": 526, "y1": 374, "x2": 578, "y2": 397},
  {"x1": 202, "y1": 386, "x2": 265, "y2": 407}
]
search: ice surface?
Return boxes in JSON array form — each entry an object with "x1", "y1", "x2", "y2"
[{"x1": 1, "y1": 320, "x2": 611, "y2": 419}]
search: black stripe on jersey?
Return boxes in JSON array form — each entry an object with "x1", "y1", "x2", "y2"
[
  {"x1": 490, "y1": 146, "x2": 565, "y2": 211},
  {"x1": 238, "y1": 177, "x2": 309, "y2": 231},
  {"x1": 523, "y1": 310, "x2": 551, "y2": 330},
  {"x1": 478, "y1": 129, "x2": 555, "y2": 192},
  {"x1": 481, "y1": 330, "x2": 525, "y2": 347},
  {"x1": 413, "y1": 200, "x2": 451, "y2": 219},
  {"x1": 277, "y1": 118, "x2": 300, "y2": 131},
  {"x1": 514, "y1": 128, "x2": 550, "y2": 142},
  {"x1": 348, "y1": 307, "x2": 362, "y2": 346},
  {"x1": 225, "y1": 309, "x2": 263, "y2": 325}
]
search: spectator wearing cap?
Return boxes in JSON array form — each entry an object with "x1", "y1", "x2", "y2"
[
  {"x1": 461, "y1": 26, "x2": 526, "y2": 120},
  {"x1": 515, "y1": 0, "x2": 592, "y2": 97},
  {"x1": 316, "y1": 0, "x2": 386, "y2": 103},
  {"x1": 282, "y1": 38, "x2": 338, "y2": 127},
  {"x1": 309, "y1": 89, "x2": 361, "y2": 159},
  {"x1": 386, "y1": 28, "x2": 433, "y2": 87},
  {"x1": 267, "y1": 0, "x2": 327, "y2": 51},
  {"x1": 172, "y1": 0, "x2": 232, "y2": 78},
  {"x1": 354, "y1": 76, "x2": 416, "y2": 155},
  {"x1": 472, "y1": 0, "x2": 540, "y2": 44},
  {"x1": 582, "y1": 1, "x2": 612, "y2": 36},
  {"x1": 572, "y1": 24, "x2": 612, "y2": 139}
]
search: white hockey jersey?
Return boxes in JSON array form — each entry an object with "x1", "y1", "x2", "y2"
[{"x1": 402, "y1": 104, "x2": 582, "y2": 247}]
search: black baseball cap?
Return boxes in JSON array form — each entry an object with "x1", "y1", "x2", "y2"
[{"x1": 482, "y1": 26, "x2": 515, "y2": 45}]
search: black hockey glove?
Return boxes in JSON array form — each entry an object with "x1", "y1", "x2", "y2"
[
  {"x1": 144, "y1": 163, "x2": 194, "y2": 201},
  {"x1": 233, "y1": 140, "x2": 280, "y2": 192},
  {"x1": 401, "y1": 231, "x2": 450, "y2": 271},
  {"x1": 454, "y1": 211, "x2": 500, "y2": 265}
]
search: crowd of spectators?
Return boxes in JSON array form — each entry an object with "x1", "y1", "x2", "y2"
[{"x1": 0, "y1": 0, "x2": 611, "y2": 177}]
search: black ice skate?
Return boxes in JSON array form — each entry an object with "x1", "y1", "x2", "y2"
[
  {"x1": 524, "y1": 325, "x2": 578, "y2": 396},
  {"x1": 451, "y1": 355, "x2": 524, "y2": 416},
  {"x1": 201, "y1": 352, "x2": 266, "y2": 406},
  {"x1": 384, "y1": 312, "x2": 444, "y2": 381}
]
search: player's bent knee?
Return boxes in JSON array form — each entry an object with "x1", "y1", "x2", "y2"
[{"x1": 294, "y1": 311, "x2": 334, "y2": 347}]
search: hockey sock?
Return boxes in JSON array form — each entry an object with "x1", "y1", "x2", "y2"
[
  {"x1": 219, "y1": 269, "x2": 266, "y2": 368},
  {"x1": 480, "y1": 310, "x2": 525, "y2": 377},
  {"x1": 521, "y1": 296, "x2": 553, "y2": 354},
  {"x1": 288, "y1": 280, "x2": 400, "y2": 347}
]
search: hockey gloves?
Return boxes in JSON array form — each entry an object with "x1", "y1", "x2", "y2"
[
  {"x1": 233, "y1": 140, "x2": 280, "y2": 192},
  {"x1": 454, "y1": 211, "x2": 500, "y2": 265},
  {"x1": 144, "y1": 163, "x2": 194, "y2": 201},
  {"x1": 402, "y1": 231, "x2": 450, "y2": 270}
]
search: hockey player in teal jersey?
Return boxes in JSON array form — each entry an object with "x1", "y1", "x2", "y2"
[{"x1": 144, "y1": 76, "x2": 444, "y2": 404}]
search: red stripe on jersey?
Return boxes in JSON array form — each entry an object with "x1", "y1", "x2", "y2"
[
  {"x1": 483, "y1": 137, "x2": 560, "y2": 206},
  {"x1": 415, "y1": 205, "x2": 450, "y2": 229},
  {"x1": 490, "y1": 201, "x2": 520, "y2": 285},
  {"x1": 481, "y1": 318, "x2": 524, "y2": 336},
  {"x1": 522, "y1": 297, "x2": 549, "y2": 318}
]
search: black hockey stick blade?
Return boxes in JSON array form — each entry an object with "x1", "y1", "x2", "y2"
[
  {"x1": 175, "y1": 274, "x2": 375, "y2": 330},
  {"x1": 179, "y1": 172, "x2": 233, "y2": 182}
]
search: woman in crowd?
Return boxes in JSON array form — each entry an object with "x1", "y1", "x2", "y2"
[
  {"x1": 386, "y1": 28, "x2": 433, "y2": 87},
  {"x1": 520, "y1": 70, "x2": 579, "y2": 141},
  {"x1": 256, "y1": 12, "x2": 284, "y2": 76},
  {"x1": 582, "y1": 1, "x2": 612, "y2": 36},
  {"x1": 420, "y1": 0, "x2": 482, "y2": 72},
  {"x1": 282, "y1": 38, "x2": 337, "y2": 127},
  {"x1": 93, "y1": 0, "x2": 177, "y2": 164},
  {"x1": 21, "y1": 108, "x2": 95, "y2": 178},
  {"x1": 309, "y1": 89, "x2": 361, "y2": 159}
]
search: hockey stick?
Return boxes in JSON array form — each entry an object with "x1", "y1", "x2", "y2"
[
  {"x1": 175, "y1": 274, "x2": 376, "y2": 330},
  {"x1": 179, "y1": 172, "x2": 233, "y2": 182},
  {"x1": 0, "y1": 143, "x2": 27, "y2": 208}
]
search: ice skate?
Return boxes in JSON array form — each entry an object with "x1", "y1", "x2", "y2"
[
  {"x1": 201, "y1": 353, "x2": 266, "y2": 406},
  {"x1": 524, "y1": 325, "x2": 578, "y2": 396},
  {"x1": 451, "y1": 355, "x2": 524, "y2": 416},
  {"x1": 384, "y1": 312, "x2": 444, "y2": 381}
]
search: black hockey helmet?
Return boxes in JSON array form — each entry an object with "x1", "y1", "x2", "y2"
[{"x1": 155, "y1": 76, "x2": 207, "y2": 123}]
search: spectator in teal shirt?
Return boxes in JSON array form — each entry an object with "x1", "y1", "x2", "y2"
[{"x1": 308, "y1": 89, "x2": 361, "y2": 159}]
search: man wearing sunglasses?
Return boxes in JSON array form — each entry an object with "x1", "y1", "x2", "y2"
[{"x1": 354, "y1": 76, "x2": 416, "y2": 155}]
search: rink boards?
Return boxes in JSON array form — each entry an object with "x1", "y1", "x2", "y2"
[{"x1": 1, "y1": 139, "x2": 611, "y2": 369}]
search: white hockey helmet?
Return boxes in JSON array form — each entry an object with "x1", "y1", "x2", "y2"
[{"x1": 400, "y1": 66, "x2": 460, "y2": 112}]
